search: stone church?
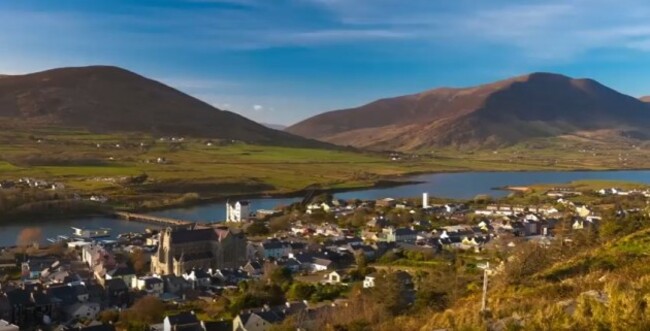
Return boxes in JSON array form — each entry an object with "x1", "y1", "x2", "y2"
[{"x1": 152, "y1": 224, "x2": 248, "y2": 276}]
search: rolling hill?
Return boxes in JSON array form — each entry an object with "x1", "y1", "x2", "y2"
[
  {"x1": 287, "y1": 73, "x2": 650, "y2": 151},
  {"x1": 0, "y1": 65, "x2": 327, "y2": 148}
]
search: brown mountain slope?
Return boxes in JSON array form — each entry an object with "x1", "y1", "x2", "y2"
[
  {"x1": 0, "y1": 65, "x2": 327, "y2": 148},
  {"x1": 641, "y1": 96, "x2": 650, "y2": 103},
  {"x1": 287, "y1": 73, "x2": 650, "y2": 150}
]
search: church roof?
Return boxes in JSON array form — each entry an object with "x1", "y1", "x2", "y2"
[
  {"x1": 170, "y1": 228, "x2": 217, "y2": 244},
  {"x1": 174, "y1": 252, "x2": 214, "y2": 262},
  {"x1": 168, "y1": 226, "x2": 238, "y2": 244}
]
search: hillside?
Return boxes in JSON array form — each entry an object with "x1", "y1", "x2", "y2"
[
  {"x1": 287, "y1": 73, "x2": 650, "y2": 151},
  {"x1": 641, "y1": 95, "x2": 650, "y2": 102},
  {"x1": 0, "y1": 65, "x2": 327, "y2": 148}
]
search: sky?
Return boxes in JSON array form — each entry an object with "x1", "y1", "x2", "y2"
[{"x1": 2, "y1": 0, "x2": 650, "y2": 125}]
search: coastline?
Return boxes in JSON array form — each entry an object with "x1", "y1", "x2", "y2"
[
  {"x1": 3, "y1": 166, "x2": 650, "y2": 224},
  {"x1": 108, "y1": 166, "x2": 650, "y2": 214}
]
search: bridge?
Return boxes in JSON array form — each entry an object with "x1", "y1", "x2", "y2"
[{"x1": 113, "y1": 211, "x2": 195, "y2": 226}]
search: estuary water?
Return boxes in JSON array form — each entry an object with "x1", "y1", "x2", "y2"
[{"x1": 3, "y1": 170, "x2": 650, "y2": 247}]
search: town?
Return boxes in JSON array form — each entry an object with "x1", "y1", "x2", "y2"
[{"x1": 1, "y1": 183, "x2": 647, "y2": 331}]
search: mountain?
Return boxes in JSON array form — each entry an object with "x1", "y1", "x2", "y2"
[
  {"x1": 0, "y1": 65, "x2": 327, "y2": 148},
  {"x1": 641, "y1": 96, "x2": 650, "y2": 103},
  {"x1": 287, "y1": 73, "x2": 650, "y2": 150},
  {"x1": 262, "y1": 123, "x2": 287, "y2": 130}
]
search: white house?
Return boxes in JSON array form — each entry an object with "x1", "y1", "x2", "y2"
[
  {"x1": 226, "y1": 200, "x2": 251, "y2": 222},
  {"x1": 133, "y1": 276, "x2": 164, "y2": 296},
  {"x1": 325, "y1": 270, "x2": 346, "y2": 284},
  {"x1": 164, "y1": 312, "x2": 201, "y2": 331},
  {"x1": 575, "y1": 204, "x2": 592, "y2": 218},
  {"x1": 363, "y1": 274, "x2": 376, "y2": 288},
  {"x1": 183, "y1": 269, "x2": 212, "y2": 288},
  {"x1": 105, "y1": 266, "x2": 136, "y2": 289},
  {"x1": 306, "y1": 202, "x2": 332, "y2": 214},
  {"x1": 261, "y1": 240, "x2": 291, "y2": 259}
]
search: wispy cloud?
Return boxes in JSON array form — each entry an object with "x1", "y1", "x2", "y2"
[{"x1": 304, "y1": 0, "x2": 650, "y2": 60}]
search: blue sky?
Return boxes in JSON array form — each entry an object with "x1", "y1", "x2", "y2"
[{"x1": 2, "y1": 0, "x2": 650, "y2": 125}]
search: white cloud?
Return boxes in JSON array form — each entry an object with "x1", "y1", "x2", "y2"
[
  {"x1": 253, "y1": 104, "x2": 263, "y2": 111},
  {"x1": 304, "y1": 0, "x2": 650, "y2": 60}
]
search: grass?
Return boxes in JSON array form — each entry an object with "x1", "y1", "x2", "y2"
[{"x1": 2, "y1": 127, "x2": 650, "y2": 208}]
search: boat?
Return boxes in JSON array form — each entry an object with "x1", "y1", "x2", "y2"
[
  {"x1": 71, "y1": 227, "x2": 111, "y2": 239},
  {"x1": 47, "y1": 235, "x2": 71, "y2": 243}
]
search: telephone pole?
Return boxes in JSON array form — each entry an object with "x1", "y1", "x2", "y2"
[{"x1": 481, "y1": 262, "x2": 490, "y2": 313}]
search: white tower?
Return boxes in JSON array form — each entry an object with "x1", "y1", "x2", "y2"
[
  {"x1": 226, "y1": 200, "x2": 251, "y2": 222},
  {"x1": 422, "y1": 192, "x2": 429, "y2": 209}
]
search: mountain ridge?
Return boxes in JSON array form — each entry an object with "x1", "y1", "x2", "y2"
[
  {"x1": 286, "y1": 72, "x2": 650, "y2": 150},
  {"x1": 0, "y1": 65, "x2": 329, "y2": 148}
]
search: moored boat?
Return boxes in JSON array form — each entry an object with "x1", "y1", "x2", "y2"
[{"x1": 71, "y1": 227, "x2": 111, "y2": 239}]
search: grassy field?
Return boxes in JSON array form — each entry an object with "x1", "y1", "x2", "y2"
[{"x1": 1, "y1": 127, "x2": 649, "y2": 208}]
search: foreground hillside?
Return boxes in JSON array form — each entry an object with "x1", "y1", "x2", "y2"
[
  {"x1": 282, "y1": 185, "x2": 650, "y2": 331},
  {"x1": 287, "y1": 73, "x2": 650, "y2": 151},
  {"x1": 0, "y1": 65, "x2": 326, "y2": 148}
]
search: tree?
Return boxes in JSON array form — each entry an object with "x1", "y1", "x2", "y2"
[
  {"x1": 246, "y1": 221, "x2": 270, "y2": 236},
  {"x1": 98, "y1": 309, "x2": 120, "y2": 324},
  {"x1": 287, "y1": 282, "x2": 315, "y2": 301},
  {"x1": 503, "y1": 242, "x2": 552, "y2": 285},
  {"x1": 414, "y1": 271, "x2": 452, "y2": 311},
  {"x1": 265, "y1": 265, "x2": 292, "y2": 286},
  {"x1": 129, "y1": 249, "x2": 150, "y2": 275},
  {"x1": 269, "y1": 215, "x2": 291, "y2": 233},
  {"x1": 17, "y1": 227, "x2": 42, "y2": 247},
  {"x1": 120, "y1": 296, "x2": 166, "y2": 325},
  {"x1": 372, "y1": 272, "x2": 410, "y2": 316}
]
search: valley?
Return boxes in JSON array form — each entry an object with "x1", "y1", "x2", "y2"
[{"x1": 2, "y1": 125, "x2": 650, "y2": 221}]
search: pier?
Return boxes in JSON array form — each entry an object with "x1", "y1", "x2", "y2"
[{"x1": 113, "y1": 211, "x2": 194, "y2": 226}]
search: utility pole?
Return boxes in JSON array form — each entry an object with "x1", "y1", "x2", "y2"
[{"x1": 481, "y1": 262, "x2": 490, "y2": 313}]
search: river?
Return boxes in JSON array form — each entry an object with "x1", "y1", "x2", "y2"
[{"x1": 3, "y1": 170, "x2": 650, "y2": 247}]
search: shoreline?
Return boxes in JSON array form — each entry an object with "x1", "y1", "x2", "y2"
[
  {"x1": 111, "y1": 166, "x2": 650, "y2": 214},
  {"x1": 3, "y1": 167, "x2": 650, "y2": 225},
  {"x1": 126, "y1": 177, "x2": 425, "y2": 213}
]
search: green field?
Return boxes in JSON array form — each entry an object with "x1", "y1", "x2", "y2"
[{"x1": 1, "y1": 127, "x2": 649, "y2": 208}]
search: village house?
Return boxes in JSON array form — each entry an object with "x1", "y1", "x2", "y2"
[
  {"x1": 0, "y1": 320, "x2": 19, "y2": 331},
  {"x1": 105, "y1": 265, "x2": 136, "y2": 289},
  {"x1": 289, "y1": 252, "x2": 338, "y2": 273},
  {"x1": 104, "y1": 278, "x2": 130, "y2": 307},
  {"x1": 260, "y1": 240, "x2": 291, "y2": 259},
  {"x1": 376, "y1": 198, "x2": 397, "y2": 208},
  {"x1": 325, "y1": 270, "x2": 347, "y2": 284},
  {"x1": 160, "y1": 275, "x2": 191, "y2": 297},
  {"x1": 82, "y1": 244, "x2": 116, "y2": 270},
  {"x1": 163, "y1": 312, "x2": 202, "y2": 331},
  {"x1": 233, "y1": 310, "x2": 286, "y2": 331},
  {"x1": 3, "y1": 286, "x2": 54, "y2": 327},
  {"x1": 133, "y1": 276, "x2": 164, "y2": 296},
  {"x1": 232, "y1": 302, "x2": 308, "y2": 331},
  {"x1": 574, "y1": 204, "x2": 592, "y2": 218},
  {"x1": 379, "y1": 227, "x2": 417, "y2": 243},
  {"x1": 242, "y1": 260, "x2": 264, "y2": 277},
  {"x1": 363, "y1": 274, "x2": 377, "y2": 288},
  {"x1": 212, "y1": 269, "x2": 250, "y2": 286},
  {"x1": 183, "y1": 269, "x2": 212, "y2": 289},
  {"x1": 306, "y1": 202, "x2": 331, "y2": 214}
]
